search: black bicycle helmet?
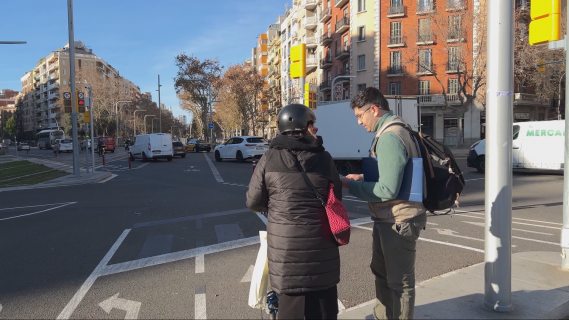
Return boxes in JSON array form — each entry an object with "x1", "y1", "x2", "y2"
[{"x1": 277, "y1": 104, "x2": 316, "y2": 134}]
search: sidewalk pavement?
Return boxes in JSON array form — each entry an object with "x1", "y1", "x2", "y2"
[
  {"x1": 339, "y1": 251, "x2": 569, "y2": 319},
  {"x1": 450, "y1": 147, "x2": 470, "y2": 158}
]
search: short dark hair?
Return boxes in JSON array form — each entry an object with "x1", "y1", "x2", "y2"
[{"x1": 350, "y1": 87, "x2": 390, "y2": 111}]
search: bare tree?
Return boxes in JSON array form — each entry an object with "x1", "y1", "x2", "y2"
[
  {"x1": 403, "y1": 0, "x2": 486, "y2": 146},
  {"x1": 174, "y1": 54, "x2": 222, "y2": 140}
]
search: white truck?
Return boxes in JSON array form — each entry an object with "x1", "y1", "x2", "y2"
[{"x1": 313, "y1": 96, "x2": 420, "y2": 175}]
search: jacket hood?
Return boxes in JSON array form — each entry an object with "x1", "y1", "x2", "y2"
[{"x1": 270, "y1": 135, "x2": 325, "y2": 171}]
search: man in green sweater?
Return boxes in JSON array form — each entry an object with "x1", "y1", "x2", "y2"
[{"x1": 340, "y1": 87, "x2": 427, "y2": 320}]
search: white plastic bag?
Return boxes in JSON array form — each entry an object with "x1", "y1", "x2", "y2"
[{"x1": 248, "y1": 231, "x2": 270, "y2": 309}]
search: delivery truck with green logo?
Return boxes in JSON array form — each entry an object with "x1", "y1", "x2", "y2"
[{"x1": 467, "y1": 120, "x2": 565, "y2": 173}]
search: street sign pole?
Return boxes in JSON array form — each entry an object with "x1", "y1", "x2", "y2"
[
  {"x1": 562, "y1": 2, "x2": 569, "y2": 271},
  {"x1": 484, "y1": 0, "x2": 513, "y2": 312},
  {"x1": 67, "y1": 0, "x2": 80, "y2": 178}
]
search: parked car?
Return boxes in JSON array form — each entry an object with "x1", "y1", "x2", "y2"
[
  {"x1": 95, "y1": 136, "x2": 115, "y2": 153},
  {"x1": 53, "y1": 139, "x2": 73, "y2": 153},
  {"x1": 172, "y1": 141, "x2": 186, "y2": 158},
  {"x1": 17, "y1": 143, "x2": 30, "y2": 151},
  {"x1": 214, "y1": 136, "x2": 269, "y2": 162},
  {"x1": 129, "y1": 133, "x2": 173, "y2": 162},
  {"x1": 186, "y1": 139, "x2": 211, "y2": 153}
]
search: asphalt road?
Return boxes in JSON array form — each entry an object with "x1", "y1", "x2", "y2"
[{"x1": 0, "y1": 150, "x2": 564, "y2": 319}]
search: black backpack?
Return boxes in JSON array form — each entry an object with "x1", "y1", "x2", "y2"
[{"x1": 381, "y1": 122, "x2": 466, "y2": 214}]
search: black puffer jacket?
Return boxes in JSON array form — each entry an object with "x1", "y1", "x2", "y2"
[{"x1": 246, "y1": 135, "x2": 343, "y2": 294}]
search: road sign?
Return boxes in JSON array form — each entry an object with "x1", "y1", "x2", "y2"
[
  {"x1": 209, "y1": 123, "x2": 214, "y2": 129},
  {"x1": 63, "y1": 92, "x2": 71, "y2": 99}
]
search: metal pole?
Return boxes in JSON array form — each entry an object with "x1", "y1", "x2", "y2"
[
  {"x1": 85, "y1": 123, "x2": 88, "y2": 173},
  {"x1": 158, "y1": 75, "x2": 162, "y2": 133},
  {"x1": 144, "y1": 115, "x2": 155, "y2": 134},
  {"x1": 208, "y1": 86, "x2": 213, "y2": 144},
  {"x1": 561, "y1": 5, "x2": 569, "y2": 270},
  {"x1": 88, "y1": 85, "x2": 95, "y2": 174},
  {"x1": 483, "y1": 0, "x2": 513, "y2": 312},
  {"x1": 67, "y1": 0, "x2": 80, "y2": 178},
  {"x1": 299, "y1": 77, "x2": 305, "y2": 105}
]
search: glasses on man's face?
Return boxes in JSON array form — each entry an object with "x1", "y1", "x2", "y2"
[{"x1": 355, "y1": 105, "x2": 373, "y2": 120}]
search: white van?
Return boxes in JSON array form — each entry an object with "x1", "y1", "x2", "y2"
[
  {"x1": 129, "y1": 133, "x2": 173, "y2": 162},
  {"x1": 467, "y1": 120, "x2": 565, "y2": 173}
]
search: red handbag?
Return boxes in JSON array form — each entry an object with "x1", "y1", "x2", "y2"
[{"x1": 293, "y1": 155, "x2": 351, "y2": 246}]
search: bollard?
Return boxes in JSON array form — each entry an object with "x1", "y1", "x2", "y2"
[
  {"x1": 102, "y1": 153, "x2": 105, "y2": 166},
  {"x1": 128, "y1": 152, "x2": 132, "y2": 169},
  {"x1": 252, "y1": 159, "x2": 258, "y2": 173},
  {"x1": 54, "y1": 149, "x2": 57, "y2": 158}
]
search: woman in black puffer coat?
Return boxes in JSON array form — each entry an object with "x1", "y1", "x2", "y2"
[{"x1": 247, "y1": 104, "x2": 343, "y2": 320}]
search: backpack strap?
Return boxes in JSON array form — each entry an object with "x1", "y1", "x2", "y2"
[{"x1": 370, "y1": 118, "x2": 421, "y2": 159}]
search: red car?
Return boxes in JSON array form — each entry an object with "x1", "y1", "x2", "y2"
[{"x1": 96, "y1": 136, "x2": 115, "y2": 153}]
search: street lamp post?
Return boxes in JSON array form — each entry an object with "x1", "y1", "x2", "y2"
[
  {"x1": 115, "y1": 100, "x2": 132, "y2": 144},
  {"x1": 133, "y1": 109, "x2": 146, "y2": 136},
  {"x1": 144, "y1": 115, "x2": 155, "y2": 134},
  {"x1": 152, "y1": 118, "x2": 159, "y2": 133}
]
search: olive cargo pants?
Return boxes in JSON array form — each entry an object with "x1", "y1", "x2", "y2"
[{"x1": 370, "y1": 213, "x2": 427, "y2": 320}]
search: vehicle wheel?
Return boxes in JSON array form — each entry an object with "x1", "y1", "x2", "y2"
[
  {"x1": 130, "y1": 153, "x2": 135, "y2": 161},
  {"x1": 476, "y1": 156, "x2": 485, "y2": 174},
  {"x1": 167, "y1": 156, "x2": 173, "y2": 161},
  {"x1": 181, "y1": 154, "x2": 186, "y2": 158},
  {"x1": 236, "y1": 151, "x2": 244, "y2": 163},
  {"x1": 215, "y1": 151, "x2": 222, "y2": 162},
  {"x1": 207, "y1": 149, "x2": 211, "y2": 153},
  {"x1": 336, "y1": 161, "x2": 352, "y2": 176},
  {"x1": 142, "y1": 152, "x2": 148, "y2": 162}
]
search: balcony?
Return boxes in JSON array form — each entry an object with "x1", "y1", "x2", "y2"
[
  {"x1": 387, "y1": 66, "x2": 406, "y2": 77},
  {"x1": 514, "y1": 93, "x2": 549, "y2": 105},
  {"x1": 320, "y1": 56, "x2": 333, "y2": 68},
  {"x1": 417, "y1": 62, "x2": 433, "y2": 75},
  {"x1": 48, "y1": 92, "x2": 60, "y2": 100},
  {"x1": 320, "y1": 32, "x2": 333, "y2": 46},
  {"x1": 418, "y1": 94, "x2": 462, "y2": 106},
  {"x1": 291, "y1": 31, "x2": 297, "y2": 40},
  {"x1": 47, "y1": 81, "x2": 59, "y2": 91},
  {"x1": 319, "y1": 7, "x2": 332, "y2": 23},
  {"x1": 447, "y1": 0, "x2": 465, "y2": 11},
  {"x1": 49, "y1": 112, "x2": 58, "y2": 119},
  {"x1": 281, "y1": 33, "x2": 287, "y2": 42},
  {"x1": 446, "y1": 61, "x2": 465, "y2": 73},
  {"x1": 305, "y1": 36, "x2": 318, "y2": 48},
  {"x1": 319, "y1": 80, "x2": 332, "y2": 91},
  {"x1": 447, "y1": 32, "x2": 465, "y2": 42},
  {"x1": 48, "y1": 101, "x2": 56, "y2": 109},
  {"x1": 335, "y1": 17, "x2": 350, "y2": 34},
  {"x1": 304, "y1": 0, "x2": 318, "y2": 9},
  {"x1": 335, "y1": 45, "x2": 350, "y2": 60},
  {"x1": 387, "y1": 36, "x2": 406, "y2": 48},
  {"x1": 417, "y1": 33, "x2": 435, "y2": 45},
  {"x1": 417, "y1": 1, "x2": 435, "y2": 14},
  {"x1": 304, "y1": 16, "x2": 317, "y2": 30},
  {"x1": 48, "y1": 63, "x2": 58, "y2": 72},
  {"x1": 306, "y1": 56, "x2": 318, "y2": 71},
  {"x1": 49, "y1": 72, "x2": 59, "y2": 80},
  {"x1": 335, "y1": 0, "x2": 348, "y2": 8},
  {"x1": 387, "y1": 5, "x2": 406, "y2": 18}
]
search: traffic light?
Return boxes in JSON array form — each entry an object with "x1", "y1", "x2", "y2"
[
  {"x1": 538, "y1": 59, "x2": 546, "y2": 73},
  {"x1": 76, "y1": 92, "x2": 85, "y2": 113},
  {"x1": 290, "y1": 44, "x2": 306, "y2": 79},
  {"x1": 63, "y1": 92, "x2": 72, "y2": 113},
  {"x1": 304, "y1": 83, "x2": 317, "y2": 110},
  {"x1": 529, "y1": 0, "x2": 561, "y2": 45}
]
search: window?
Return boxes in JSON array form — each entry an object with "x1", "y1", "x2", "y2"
[
  {"x1": 344, "y1": 61, "x2": 349, "y2": 73},
  {"x1": 327, "y1": 70, "x2": 332, "y2": 81},
  {"x1": 343, "y1": 8, "x2": 348, "y2": 17},
  {"x1": 262, "y1": 39, "x2": 268, "y2": 44},
  {"x1": 419, "y1": 80, "x2": 430, "y2": 95},
  {"x1": 63, "y1": 69, "x2": 67, "y2": 75},
  {"x1": 358, "y1": 84, "x2": 367, "y2": 92},
  {"x1": 63, "y1": 79, "x2": 67, "y2": 85},
  {"x1": 448, "y1": 79, "x2": 460, "y2": 94},
  {"x1": 391, "y1": 0, "x2": 402, "y2": 5},
  {"x1": 343, "y1": 34, "x2": 349, "y2": 47},
  {"x1": 448, "y1": 15, "x2": 462, "y2": 40},
  {"x1": 358, "y1": 0, "x2": 366, "y2": 12},
  {"x1": 448, "y1": 46, "x2": 461, "y2": 70},
  {"x1": 358, "y1": 26, "x2": 366, "y2": 41},
  {"x1": 358, "y1": 55, "x2": 366, "y2": 70},
  {"x1": 390, "y1": 51, "x2": 402, "y2": 72},
  {"x1": 390, "y1": 21, "x2": 402, "y2": 42},
  {"x1": 418, "y1": 49, "x2": 432, "y2": 72},
  {"x1": 91, "y1": 62, "x2": 94, "y2": 67},
  {"x1": 61, "y1": 60, "x2": 66, "y2": 65},
  {"x1": 418, "y1": 18, "x2": 431, "y2": 39},
  {"x1": 388, "y1": 82, "x2": 401, "y2": 95},
  {"x1": 513, "y1": 125, "x2": 521, "y2": 140}
]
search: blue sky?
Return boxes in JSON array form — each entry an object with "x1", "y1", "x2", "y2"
[{"x1": 0, "y1": 0, "x2": 289, "y2": 120}]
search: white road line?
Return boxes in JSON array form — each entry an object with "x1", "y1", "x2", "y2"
[
  {"x1": 0, "y1": 202, "x2": 72, "y2": 211},
  {"x1": 512, "y1": 236, "x2": 559, "y2": 246},
  {"x1": 338, "y1": 299, "x2": 346, "y2": 313},
  {"x1": 101, "y1": 236, "x2": 260, "y2": 276},
  {"x1": 465, "y1": 178, "x2": 485, "y2": 181},
  {"x1": 352, "y1": 225, "x2": 485, "y2": 253},
  {"x1": 97, "y1": 174, "x2": 117, "y2": 184},
  {"x1": 256, "y1": 213, "x2": 268, "y2": 225},
  {"x1": 455, "y1": 209, "x2": 563, "y2": 226},
  {"x1": 0, "y1": 202, "x2": 76, "y2": 222},
  {"x1": 195, "y1": 241, "x2": 205, "y2": 274},
  {"x1": 195, "y1": 285, "x2": 207, "y2": 320},
  {"x1": 462, "y1": 221, "x2": 554, "y2": 236},
  {"x1": 426, "y1": 222, "x2": 439, "y2": 225},
  {"x1": 204, "y1": 153, "x2": 224, "y2": 183},
  {"x1": 57, "y1": 229, "x2": 131, "y2": 320},
  {"x1": 456, "y1": 214, "x2": 560, "y2": 230},
  {"x1": 133, "y1": 163, "x2": 149, "y2": 170}
]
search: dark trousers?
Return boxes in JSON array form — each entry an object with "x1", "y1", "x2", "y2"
[
  {"x1": 277, "y1": 286, "x2": 338, "y2": 320},
  {"x1": 371, "y1": 214, "x2": 427, "y2": 320}
]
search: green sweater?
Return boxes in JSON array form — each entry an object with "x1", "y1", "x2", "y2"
[{"x1": 348, "y1": 112, "x2": 408, "y2": 202}]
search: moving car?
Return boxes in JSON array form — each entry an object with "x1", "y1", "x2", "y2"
[
  {"x1": 17, "y1": 143, "x2": 30, "y2": 151},
  {"x1": 467, "y1": 120, "x2": 566, "y2": 173},
  {"x1": 172, "y1": 141, "x2": 186, "y2": 158},
  {"x1": 53, "y1": 139, "x2": 73, "y2": 153},
  {"x1": 129, "y1": 133, "x2": 173, "y2": 162},
  {"x1": 186, "y1": 139, "x2": 211, "y2": 153},
  {"x1": 214, "y1": 136, "x2": 268, "y2": 162}
]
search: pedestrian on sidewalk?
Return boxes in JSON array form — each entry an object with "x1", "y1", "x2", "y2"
[
  {"x1": 246, "y1": 103, "x2": 343, "y2": 320},
  {"x1": 340, "y1": 88, "x2": 427, "y2": 319}
]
